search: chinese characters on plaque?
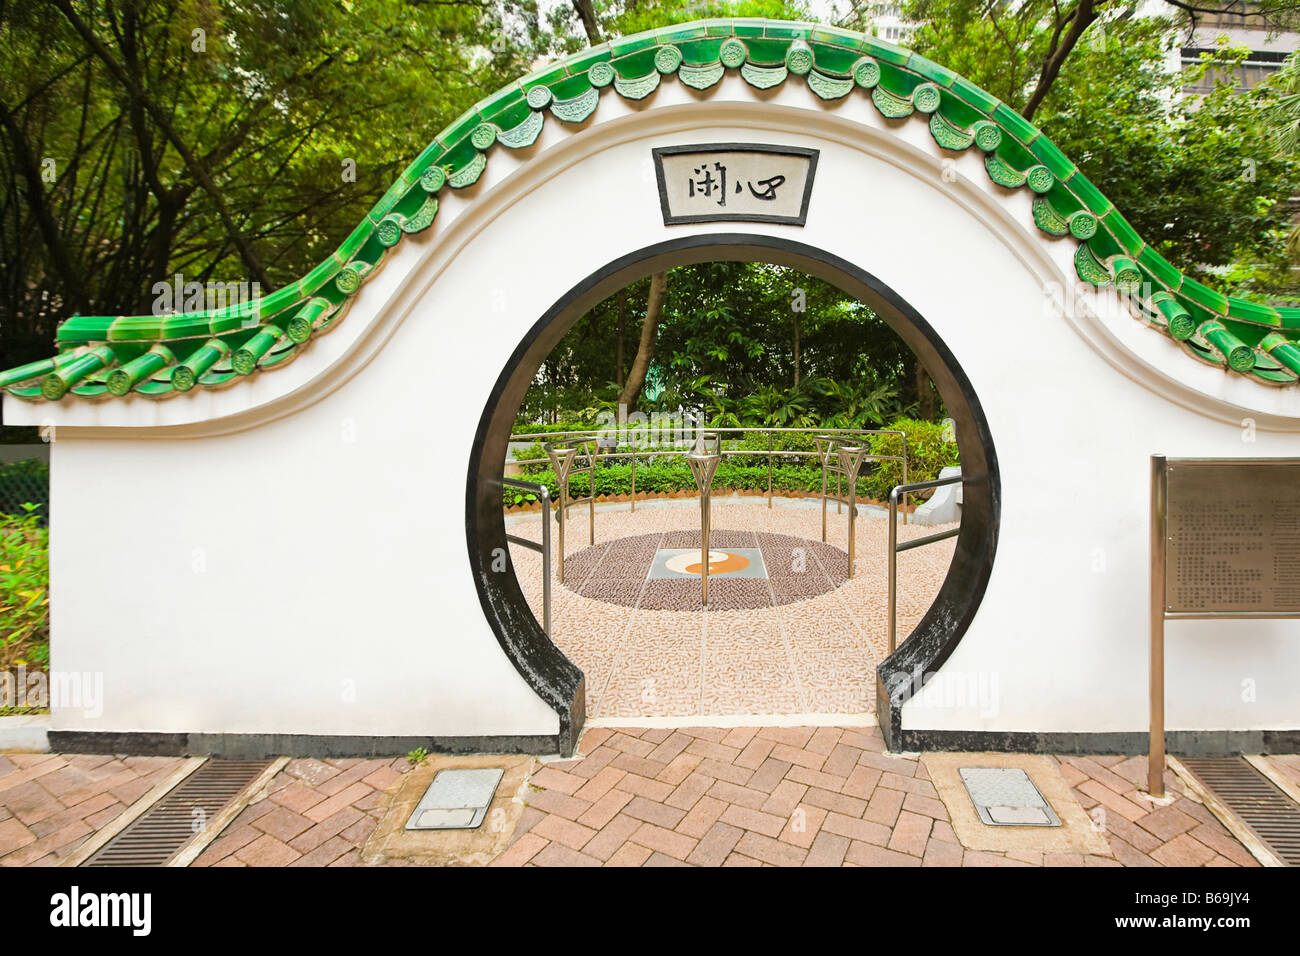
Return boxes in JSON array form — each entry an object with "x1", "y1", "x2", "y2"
[{"x1": 653, "y1": 144, "x2": 819, "y2": 225}]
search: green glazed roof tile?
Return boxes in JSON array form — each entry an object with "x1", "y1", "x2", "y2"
[
  {"x1": 7, "y1": 18, "x2": 1296, "y2": 402},
  {"x1": 1028, "y1": 136, "x2": 1075, "y2": 182},
  {"x1": 1067, "y1": 173, "x2": 1113, "y2": 217},
  {"x1": 1228, "y1": 298, "x2": 1282, "y2": 326},
  {"x1": 993, "y1": 103, "x2": 1040, "y2": 146},
  {"x1": 1181, "y1": 278, "x2": 1230, "y2": 315},
  {"x1": 808, "y1": 41, "x2": 861, "y2": 75},
  {"x1": 949, "y1": 76, "x2": 1001, "y2": 116},
  {"x1": 1137, "y1": 247, "x2": 1182, "y2": 291},
  {"x1": 906, "y1": 54, "x2": 959, "y2": 88},
  {"x1": 1100, "y1": 209, "x2": 1144, "y2": 256}
]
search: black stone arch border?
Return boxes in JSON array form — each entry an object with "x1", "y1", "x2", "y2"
[{"x1": 466, "y1": 233, "x2": 1001, "y2": 756}]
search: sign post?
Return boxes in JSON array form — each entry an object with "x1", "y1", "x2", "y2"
[{"x1": 1148, "y1": 455, "x2": 1300, "y2": 797}]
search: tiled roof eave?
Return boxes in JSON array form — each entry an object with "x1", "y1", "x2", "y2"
[{"x1": 4, "y1": 17, "x2": 1297, "y2": 402}]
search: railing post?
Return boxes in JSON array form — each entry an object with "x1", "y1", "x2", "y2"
[
  {"x1": 687, "y1": 433, "x2": 721, "y2": 607},
  {"x1": 588, "y1": 441, "x2": 595, "y2": 546},
  {"x1": 540, "y1": 486, "x2": 553, "y2": 639},
  {"x1": 901, "y1": 433, "x2": 909, "y2": 526},
  {"x1": 837, "y1": 445, "x2": 867, "y2": 579},
  {"x1": 631, "y1": 451, "x2": 637, "y2": 513},
  {"x1": 888, "y1": 486, "x2": 899, "y2": 653},
  {"x1": 1149, "y1": 454, "x2": 1167, "y2": 798},
  {"x1": 767, "y1": 428, "x2": 774, "y2": 509},
  {"x1": 815, "y1": 435, "x2": 833, "y2": 544},
  {"x1": 543, "y1": 440, "x2": 580, "y2": 584},
  {"x1": 556, "y1": 477, "x2": 567, "y2": 583}
]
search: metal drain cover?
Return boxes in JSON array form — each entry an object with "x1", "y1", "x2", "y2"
[
  {"x1": 959, "y1": 767, "x2": 1061, "y2": 827},
  {"x1": 406, "y1": 768, "x2": 504, "y2": 831}
]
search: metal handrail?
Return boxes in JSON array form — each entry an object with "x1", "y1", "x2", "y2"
[
  {"x1": 509, "y1": 424, "x2": 915, "y2": 598},
  {"x1": 887, "y1": 474, "x2": 964, "y2": 654},
  {"x1": 509, "y1": 427, "x2": 907, "y2": 518},
  {"x1": 502, "y1": 478, "x2": 553, "y2": 638}
]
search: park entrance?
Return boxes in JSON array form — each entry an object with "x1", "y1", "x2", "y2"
[
  {"x1": 470, "y1": 237, "x2": 1001, "y2": 742},
  {"x1": 7, "y1": 20, "x2": 1299, "y2": 759}
]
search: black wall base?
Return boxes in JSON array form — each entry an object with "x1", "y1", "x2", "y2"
[
  {"x1": 47, "y1": 731, "x2": 563, "y2": 760},
  {"x1": 895, "y1": 727, "x2": 1300, "y2": 756}
]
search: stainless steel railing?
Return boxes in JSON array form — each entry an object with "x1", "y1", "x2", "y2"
[
  {"x1": 543, "y1": 436, "x2": 598, "y2": 583},
  {"x1": 886, "y1": 474, "x2": 964, "y2": 654},
  {"x1": 502, "y1": 477, "x2": 553, "y2": 638},
  {"x1": 511, "y1": 426, "x2": 907, "y2": 508},
  {"x1": 686, "y1": 432, "x2": 722, "y2": 605},
  {"x1": 508, "y1": 424, "x2": 913, "y2": 606}
]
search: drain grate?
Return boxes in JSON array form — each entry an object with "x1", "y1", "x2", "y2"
[
  {"x1": 1179, "y1": 757, "x2": 1300, "y2": 866},
  {"x1": 84, "y1": 759, "x2": 272, "y2": 866}
]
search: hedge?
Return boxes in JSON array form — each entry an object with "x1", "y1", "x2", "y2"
[{"x1": 502, "y1": 418, "x2": 960, "y2": 507}]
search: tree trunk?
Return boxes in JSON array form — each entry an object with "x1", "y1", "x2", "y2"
[
  {"x1": 571, "y1": 0, "x2": 602, "y2": 44},
  {"x1": 1022, "y1": 0, "x2": 1098, "y2": 120},
  {"x1": 792, "y1": 314, "x2": 801, "y2": 388},
  {"x1": 616, "y1": 289, "x2": 626, "y2": 388},
  {"x1": 914, "y1": 358, "x2": 938, "y2": 421},
  {"x1": 618, "y1": 271, "x2": 666, "y2": 410}
]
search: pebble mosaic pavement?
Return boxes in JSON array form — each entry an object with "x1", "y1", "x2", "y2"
[{"x1": 506, "y1": 498, "x2": 957, "y2": 719}]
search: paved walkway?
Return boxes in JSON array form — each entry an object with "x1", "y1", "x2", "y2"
[
  {"x1": 508, "y1": 499, "x2": 956, "y2": 718},
  {"x1": 0, "y1": 731, "x2": 1275, "y2": 867},
  {"x1": 0, "y1": 752, "x2": 188, "y2": 865},
  {"x1": 494, "y1": 726, "x2": 1259, "y2": 867}
]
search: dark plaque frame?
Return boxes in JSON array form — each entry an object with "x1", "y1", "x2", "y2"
[{"x1": 652, "y1": 143, "x2": 820, "y2": 226}]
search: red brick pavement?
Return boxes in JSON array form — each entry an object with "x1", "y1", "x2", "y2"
[
  {"x1": 0, "y1": 736, "x2": 1279, "y2": 867},
  {"x1": 491, "y1": 727, "x2": 1263, "y2": 868},
  {"x1": 0, "y1": 752, "x2": 188, "y2": 866}
]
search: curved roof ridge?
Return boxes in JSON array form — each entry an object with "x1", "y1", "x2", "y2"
[{"x1": 4, "y1": 16, "x2": 1298, "y2": 402}]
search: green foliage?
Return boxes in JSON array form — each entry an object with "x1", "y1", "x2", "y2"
[
  {"x1": 0, "y1": 505, "x2": 49, "y2": 673},
  {"x1": 405, "y1": 747, "x2": 429, "y2": 766},
  {"x1": 903, "y1": 1, "x2": 1300, "y2": 300},
  {"x1": 0, "y1": 458, "x2": 49, "y2": 521},
  {"x1": 521, "y1": 263, "x2": 927, "y2": 426},
  {"x1": 502, "y1": 419, "x2": 960, "y2": 506},
  {"x1": 0, "y1": 0, "x2": 547, "y2": 367},
  {"x1": 0, "y1": 458, "x2": 48, "y2": 479},
  {"x1": 509, "y1": 422, "x2": 599, "y2": 437},
  {"x1": 1039, "y1": 38, "x2": 1300, "y2": 297},
  {"x1": 863, "y1": 418, "x2": 960, "y2": 502}
]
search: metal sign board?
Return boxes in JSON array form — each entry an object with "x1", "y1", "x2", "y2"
[
  {"x1": 653, "y1": 144, "x2": 818, "y2": 225},
  {"x1": 1163, "y1": 459, "x2": 1300, "y2": 615},
  {"x1": 1148, "y1": 455, "x2": 1300, "y2": 799}
]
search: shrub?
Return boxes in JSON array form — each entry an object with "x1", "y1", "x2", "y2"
[
  {"x1": 0, "y1": 458, "x2": 49, "y2": 521},
  {"x1": 509, "y1": 421, "x2": 597, "y2": 437},
  {"x1": 862, "y1": 418, "x2": 960, "y2": 502},
  {"x1": 0, "y1": 504, "x2": 49, "y2": 674}
]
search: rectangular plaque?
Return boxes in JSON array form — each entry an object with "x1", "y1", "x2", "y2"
[
  {"x1": 652, "y1": 143, "x2": 818, "y2": 225},
  {"x1": 1164, "y1": 459, "x2": 1300, "y2": 614}
]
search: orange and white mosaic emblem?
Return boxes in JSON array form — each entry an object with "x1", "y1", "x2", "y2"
[{"x1": 663, "y1": 549, "x2": 751, "y2": 576}]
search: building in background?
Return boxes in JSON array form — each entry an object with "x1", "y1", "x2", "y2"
[{"x1": 1160, "y1": 0, "x2": 1300, "y2": 93}]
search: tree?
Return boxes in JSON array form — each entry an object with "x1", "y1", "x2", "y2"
[
  {"x1": 889, "y1": 0, "x2": 1300, "y2": 120},
  {"x1": 0, "y1": 0, "x2": 542, "y2": 368}
]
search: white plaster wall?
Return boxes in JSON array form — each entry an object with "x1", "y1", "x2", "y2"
[{"x1": 12, "y1": 72, "x2": 1300, "y2": 739}]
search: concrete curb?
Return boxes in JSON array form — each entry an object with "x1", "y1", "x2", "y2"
[{"x1": 0, "y1": 714, "x2": 51, "y2": 752}]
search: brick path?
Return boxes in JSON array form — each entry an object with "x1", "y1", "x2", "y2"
[
  {"x1": 491, "y1": 726, "x2": 1260, "y2": 867},
  {"x1": 0, "y1": 733, "x2": 1277, "y2": 866},
  {"x1": 190, "y1": 757, "x2": 411, "y2": 867},
  {"x1": 0, "y1": 752, "x2": 188, "y2": 866}
]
